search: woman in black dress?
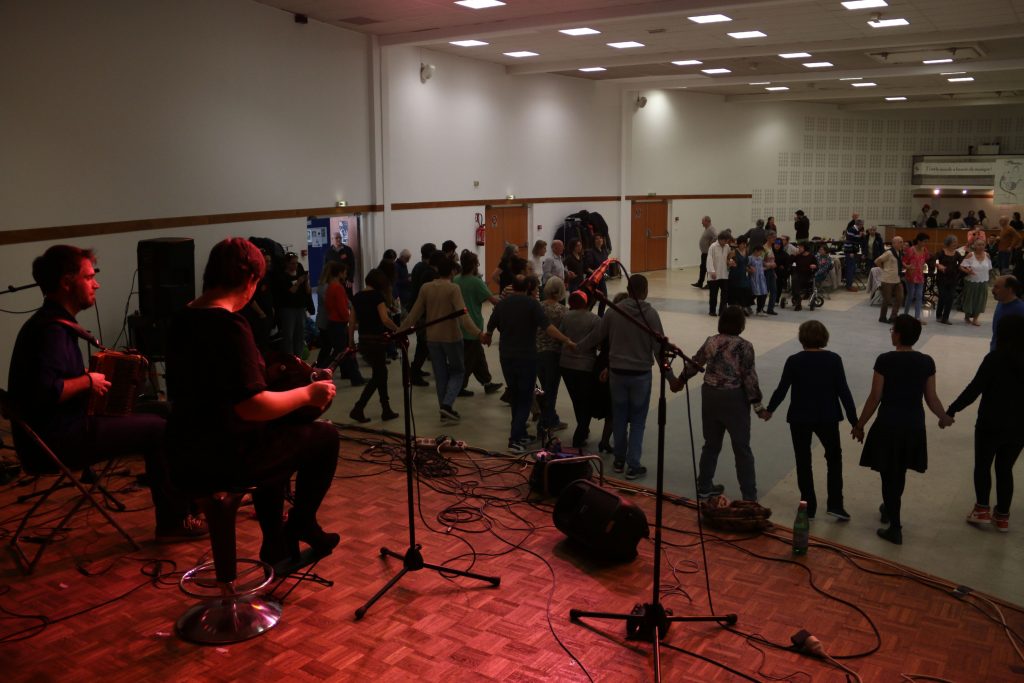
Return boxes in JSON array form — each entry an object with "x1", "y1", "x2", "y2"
[
  {"x1": 852, "y1": 315, "x2": 953, "y2": 544},
  {"x1": 947, "y1": 315, "x2": 1024, "y2": 532},
  {"x1": 349, "y1": 268, "x2": 400, "y2": 423}
]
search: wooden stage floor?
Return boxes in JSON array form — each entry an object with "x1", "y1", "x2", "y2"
[{"x1": 1, "y1": 425, "x2": 1022, "y2": 682}]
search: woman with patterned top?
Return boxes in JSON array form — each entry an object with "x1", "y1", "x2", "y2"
[
  {"x1": 902, "y1": 233, "x2": 930, "y2": 323},
  {"x1": 960, "y1": 239, "x2": 994, "y2": 326},
  {"x1": 672, "y1": 306, "x2": 764, "y2": 501},
  {"x1": 536, "y1": 276, "x2": 568, "y2": 438}
]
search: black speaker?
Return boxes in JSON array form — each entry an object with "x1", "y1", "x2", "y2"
[
  {"x1": 137, "y1": 238, "x2": 195, "y2": 319},
  {"x1": 553, "y1": 480, "x2": 649, "y2": 561}
]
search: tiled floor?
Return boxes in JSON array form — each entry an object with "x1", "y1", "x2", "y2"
[{"x1": 322, "y1": 268, "x2": 1022, "y2": 605}]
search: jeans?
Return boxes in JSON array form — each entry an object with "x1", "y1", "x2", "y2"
[
  {"x1": 789, "y1": 421, "x2": 844, "y2": 515},
  {"x1": 500, "y1": 356, "x2": 538, "y2": 443},
  {"x1": 844, "y1": 252, "x2": 858, "y2": 288},
  {"x1": 903, "y1": 281, "x2": 923, "y2": 319},
  {"x1": 427, "y1": 341, "x2": 465, "y2": 408},
  {"x1": 936, "y1": 281, "x2": 956, "y2": 321},
  {"x1": 697, "y1": 385, "x2": 757, "y2": 501},
  {"x1": 973, "y1": 430, "x2": 1023, "y2": 514},
  {"x1": 278, "y1": 307, "x2": 307, "y2": 356},
  {"x1": 708, "y1": 279, "x2": 728, "y2": 315},
  {"x1": 610, "y1": 370, "x2": 652, "y2": 471},
  {"x1": 537, "y1": 351, "x2": 562, "y2": 430}
]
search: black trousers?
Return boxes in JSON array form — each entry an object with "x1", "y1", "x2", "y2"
[
  {"x1": 791, "y1": 272, "x2": 810, "y2": 306},
  {"x1": 935, "y1": 281, "x2": 956, "y2": 321},
  {"x1": 708, "y1": 279, "x2": 728, "y2": 315},
  {"x1": 355, "y1": 341, "x2": 390, "y2": 408},
  {"x1": 561, "y1": 367, "x2": 596, "y2": 447},
  {"x1": 880, "y1": 468, "x2": 907, "y2": 529},
  {"x1": 974, "y1": 430, "x2": 1023, "y2": 515},
  {"x1": 696, "y1": 252, "x2": 708, "y2": 286},
  {"x1": 789, "y1": 421, "x2": 844, "y2": 515},
  {"x1": 462, "y1": 339, "x2": 493, "y2": 389},
  {"x1": 411, "y1": 327, "x2": 429, "y2": 374}
]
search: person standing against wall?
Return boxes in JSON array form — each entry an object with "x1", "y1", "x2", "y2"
[{"x1": 692, "y1": 216, "x2": 717, "y2": 289}]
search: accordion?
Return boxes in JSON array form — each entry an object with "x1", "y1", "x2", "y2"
[{"x1": 87, "y1": 351, "x2": 148, "y2": 416}]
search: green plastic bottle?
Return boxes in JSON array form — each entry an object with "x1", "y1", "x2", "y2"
[{"x1": 792, "y1": 500, "x2": 809, "y2": 556}]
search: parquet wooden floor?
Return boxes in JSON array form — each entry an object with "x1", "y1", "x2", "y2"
[{"x1": 1, "y1": 425, "x2": 1022, "y2": 682}]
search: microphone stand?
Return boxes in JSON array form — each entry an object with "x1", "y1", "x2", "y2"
[
  {"x1": 354, "y1": 308, "x2": 500, "y2": 620},
  {"x1": 568, "y1": 268, "x2": 736, "y2": 683}
]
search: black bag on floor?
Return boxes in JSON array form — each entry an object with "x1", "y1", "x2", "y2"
[{"x1": 553, "y1": 480, "x2": 649, "y2": 561}]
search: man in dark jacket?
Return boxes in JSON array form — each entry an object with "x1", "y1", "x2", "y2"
[
  {"x1": 794, "y1": 210, "x2": 810, "y2": 241},
  {"x1": 408, "y1": 243, "x2": 437, "y2": 384}
]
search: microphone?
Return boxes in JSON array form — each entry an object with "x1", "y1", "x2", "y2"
[{"x1": 582, "y1": 257, "x2": 616, "y2": 293}]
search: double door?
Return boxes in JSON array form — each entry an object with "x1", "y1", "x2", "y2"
[
  {"x1": 630, "y1": 200, "x2": 668, "y2": 273},
  {"x1": 484, "y1": 205, "x2": 528, "y2": 293}
]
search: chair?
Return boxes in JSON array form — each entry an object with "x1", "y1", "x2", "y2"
[
  {"x1": 0, "y1": 388, "x2": 140, "y2": 574},
  {"x1": 175, "y1": 489, "x2": 281, "y2": 645}
]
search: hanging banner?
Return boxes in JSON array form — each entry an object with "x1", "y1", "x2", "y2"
[{"x1": 993, "y1": 158, "x2": 1024, "y2": 205}]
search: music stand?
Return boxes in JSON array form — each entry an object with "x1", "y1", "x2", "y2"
[
  {"x1": 568, "y1": 270, "x2": 736, "y2": 682},
  {"x1": 354, "y1": 309, "x2": 500, "y2": 620}
]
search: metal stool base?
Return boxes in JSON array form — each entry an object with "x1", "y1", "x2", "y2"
[{"x1": 176, "y1": 595, "x2": 282, "y2": 645}]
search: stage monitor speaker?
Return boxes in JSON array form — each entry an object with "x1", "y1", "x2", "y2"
[
  {"x1": 553, "y1": 480, "x2": 649, "y2": 561},
  {"x1": 137, "y1": 238, "x2": 195, "y2": 319}
]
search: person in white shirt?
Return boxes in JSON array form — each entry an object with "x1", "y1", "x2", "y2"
[
  {"x1": 707, "y1": 230, "x2": 733, "y2": 317},
  {"x1": 960, "y1": 239, "x2": 994, "y2": 327},
  {"x1": 542, "y1": 239, "x2": 567, "y2": 285}
]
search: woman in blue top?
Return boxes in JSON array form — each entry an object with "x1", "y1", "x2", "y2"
[
  {"x1": 853, "y1": 315, "x2": 953, "y2": 545},
  {"x1": 764, "y1": 320, "x2": 857, "y2": 520}
]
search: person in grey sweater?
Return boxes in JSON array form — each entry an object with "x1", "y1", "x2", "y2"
[
  {"x1": 693, "y1": 216, "x2": 717, "y2": 289},
  {"x1": 559, "y1": 291, "x2": 602, "y2": 447},
  {"x1": 577, "y1": 275, "x2": 663, "y2": 479}
]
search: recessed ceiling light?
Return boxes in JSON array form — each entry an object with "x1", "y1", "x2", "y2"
[
  {"x1": 940, "y1": 71, "x2": 966, "y2": 75},
  {"x1": 503, "y1": 51, "x2": 538, "y2": 58},
  {"x1": 885, "y1": 96, "x2": 907, "y2": 101},
  {"x1": 560, "y1": 27, "x2": 600, "y2": 36},
  {"x1": 750, "y1": 81, "x2": 771, "y2": 85},
  {"x1": 851, "y1": 82, "x2": 877, "y2": 87},
  {"x1": 842, "y1": 0, "x2": 887, "y2": 8},
  {"x1": 608, "y1": 41, "x2": 645, "y2": 49},
  {"x1": 839, "y1": 77, "x2": 863, "y2": 80},
  {"x1": 454, "y1": 0, "x2": 505, "y2": 8},
  {"x1": 578, "y1": 67, "x2": 606, "y2": 72},
  {"x1": 688, "y1": 14, "x2": 732, "y2": 23},
  {"x1": 923, "y1": 58, "x2": 953, "y2": 64},
  {"x1": 766, "y1": 86, "x2": 790, "y2": 91},
  {"x1": 779, "y1": 52, "x2": 811, "y2": 59},
  {"x1": 702, "y1": 68, "x2": 732, "y2": 74},
  {"x1": 868, "y1": 18, "x2": 909, "y2": 28},
  {"x1": 804, "y1": 62, "x2": 834, "y2": 68},
  {"x1": 728, "y1": 30, "x2": 767, "y2": 39},
  {"x1": 671, "y1": 59, "x2": 703, "y2": 66},
  {"x1": 450, "y1": 39, "x2": 489, "y2": 47},
  {"x1": 948, "y1": 77, "x2": 974, "y2": 82}
]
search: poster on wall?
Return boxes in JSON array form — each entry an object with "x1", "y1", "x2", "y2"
[{"x1": 993, "y1": 158, "x2": 1023, "y2": 205}]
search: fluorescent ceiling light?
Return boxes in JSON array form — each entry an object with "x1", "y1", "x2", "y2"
[
  {"x1": 689, "y1": 14, "x2": 732, "y2": 23},
  {"x1": 886, "y1": 96, "x2": 907, "y2": 101},
  {"x1": 449, "y1": 39, "x2": 488, "y2": 47},
  {"x1": 671, "y1": 59, "x2": 703, "y2": 66},
  {"x1": 608, "y1": 41, "x2": 644, "y2": 49},
  {"x1": 803, "y1": 62, "x2": 834, "y2": 68},
  {"x1": 868, "y1": 18, "x2": 909, "y2": 27},
  {"x1": 948, "y1": 77, "x2": 974, "y2": 82},
  {"x1": 750, "y1": 81, "x2": 771, "y2": 85},
  {"x1": 454, "y1": 0, "x2": 505, "y2": 8},
  {"x1": 842, "y1": 0, "x2": 887, "y2": 8},
  {"x1": 702, "y1": 68, "x2": 732, "y2": 74},
  {"x1": 503, "y1": 51, "x2": 538, "y2": 58},
  {"x1": 578, "y1": 67, "x2": 606, "y2": 72},
  {"x1": 560, "y1": 27, "x2": 600, "y2": 36},
  {"x1": 851, "y1": 82, "x2": 877, "y2": 87},
  {"x1": 779, "y1": 52, "x2": 811, "y2": 59},
  {"x1": 728, "y1": 30, "x2": 767, "y2": 39},
  {"x1": 766, "y1": 86, "x2": 790, "y2": 91},
  {"x1": 923, "y1": 58, "x2": 953, "y2": 64},
  {"x1": 839, "y1": 77, "x2": 863, "y2": 80},
  {"x1": 940, "y1": 71, "x2": 966, "y2": 75}
]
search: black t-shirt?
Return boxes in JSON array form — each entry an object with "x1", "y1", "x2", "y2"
[
  {"x1": 273, "y1": 265, "x2": 309, "y2": 309},
  {"x1": 873, "y1": 351, "x2": 935, "y2": 428},
  {"x1": 352, "y1": 289, "x2": 387, "y2": 336},
  {"x1": 165, "y1": 307, "x2": 267, "y2": 450},
  {"x1": 486, "y1": 294, "x2": 549, "y2": 360}
]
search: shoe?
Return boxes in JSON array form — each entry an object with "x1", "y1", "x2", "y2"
[
  {"x1": 767, "y1": 310, "x2": 778, "y2": 316},
  {"x1": 350, "y1": 377, "x2": 366, "y2": 387},
  {"x1": 697, "y1": 483, "x2": 726, "y2": 500},
  {"x1": 508, "y1": 440, "x2": 527, "y2": 453},
  {"x1": 440, "y1": 405, "x2": 461, "y2": 421},
  {"x1": 793, "y1": 305, "x2": 802, "y2": 311},
  {"x1": 551, "y1": 421, "x2": 569, "y2": 432},
  {"x1": 598, "y1": 441, "x2": 614, "y2": 454},
  {"x1": 285, "y1": 520, "x2": 341, "y2": 558},
  {"x1": 708, "y1": 312, "x2": 718, "y2": 317},
  {"x1": 691, "y1": 282, "x2": 703, "y2": 289},
  {"x1": 625, "y1": 466, "x2": 648, "y2": 480},
  {"x1": 993, "y1": 512, "x2": 1009, "y2": 532},
  {"x1": 156, "y1": 514, "x2": 209, "y2": 543},
  {"x1": 827, "y1": 508, "x2": 851, "y2": 522},
  {"x1": 612, "y1": 460, "x2": 625, "y2": 473},
  {"x1": 458, "y1": 389, "x2": 474, "y2": 397},
  {"x1": 780, "y1": 299, "x2": 787, "y2": 309},
  {"x1": 876, "y1": 525, "x2": 903, "y2": 545},
  {"x1": 415, "y1": 370, "x2": 430, "y2": 377},
  {"x1": 879, "y1": 318, "x2": 888, "y2": 324},
  {"x1": 484, "y1": 382, "x2": 503, "y2": 394},
  {"x1": 381, "y1": 405, "x2": 399, "y2": 421},
  {"x1": 879, "y1": 503, "x2": 889, "y2": 525},
  {"x1": 411, "y1": 377, "x2": 429, "y2": 387},
  {"x1": 846, "y1": 287, "x2": 858, "y2": 292},
  {"x1": 743, "y1": 307, "x2": 753, "y2": 316},
  {"x1": 966, "y1": 504, "x2": 992, "y2": 525},
  {"x1": 349, "y1": 405, "x2": 371, "y2": 424},
  {"x1": 939, "y1": 318, "x2": 952, "y2": 325}
]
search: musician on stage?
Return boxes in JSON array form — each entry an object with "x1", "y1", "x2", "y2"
[
  {"x1": 8, "y1": 245, "x2": 204, "y2": 542},
  {"x1": 165, "y1": 238, "x2": 340, "y2": 569}
]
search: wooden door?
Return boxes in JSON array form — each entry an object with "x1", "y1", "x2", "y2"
[
  {"x1": 484, "y1": 205, "x2": 528, "y2": 293},
  {"x1": 630, "y1": 200, "x2": 668, "y2": 273}
]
